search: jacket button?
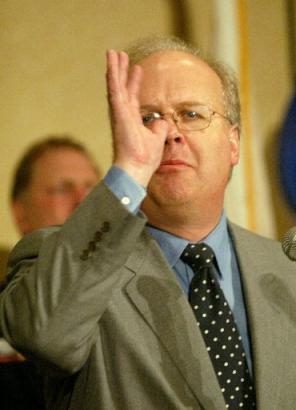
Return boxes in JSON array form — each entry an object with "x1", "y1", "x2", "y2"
[
  {"x1": 88, "y1": 241, "x2": 96, "y2": 252},
  {"x1": 80, "y1": 249, "x2": 90, "y2": 260},
  {"x1": 101, "y1": 221, "x2": 110, "y2": 232},
  {"x1": 94, "y1": 231, "x2": 103, "y2": 241}
]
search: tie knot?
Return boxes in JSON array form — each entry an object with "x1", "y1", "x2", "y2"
[{"x1": 181, "y1": 242, "x2": 215, "y2": 271}]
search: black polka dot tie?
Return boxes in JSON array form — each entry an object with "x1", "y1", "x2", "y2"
[{"x1": 181, "y1": 243, "x2": 256, "y2": 409}]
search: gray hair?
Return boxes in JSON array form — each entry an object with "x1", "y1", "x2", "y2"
[{"x1": 126, "y1": 36, "x2": 241, "y2": 131}]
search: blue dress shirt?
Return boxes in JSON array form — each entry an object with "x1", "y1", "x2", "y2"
[{"x1": 104, "y1": 165, "x2": 253, "y2": 373}]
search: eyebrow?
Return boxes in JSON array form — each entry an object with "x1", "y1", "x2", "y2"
[{"x1": 140, "y1": 101, "x2": 207, "y2": 112}]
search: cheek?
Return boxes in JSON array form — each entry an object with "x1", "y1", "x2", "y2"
[
  {"x1": 33, "y1": 197, "x2": 72, "y2": 217},
  {"x1": 212, "y1": 135, "x2": 238, "y2": 162},
  {"x1": 35, "y1": 200, "x2": 73, "y2": 226},
  {"x1": 197, "y1": 141, "x2": 234, "y2": 179},
  {"x1": 48, "y1": 198, "x2": 75, "y2": 214}
]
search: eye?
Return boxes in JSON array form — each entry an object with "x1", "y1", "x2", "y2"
[
  {"x1": 47, "y1": 183, "x2": 74, "y2": 195},
  {"x1": 182, "y1": 110, "x2": 201, "y2": 121},
  {"x1": 141, "y1": 112, "x2": 162, "y2": 125}
]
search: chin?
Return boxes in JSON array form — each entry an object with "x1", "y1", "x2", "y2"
[{"x1": 148, "y1": 178, "x2": 197, "y2": 206}]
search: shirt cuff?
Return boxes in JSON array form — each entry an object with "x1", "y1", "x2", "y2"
[{"x1": 104, "y1": 165, "x2": 146, "y2": 213}]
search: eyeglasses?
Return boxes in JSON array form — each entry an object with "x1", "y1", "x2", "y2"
[{"x1": 141, "y1": 105, "x2": 232, "y2": 132}]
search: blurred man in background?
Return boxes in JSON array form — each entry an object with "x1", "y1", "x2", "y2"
[
  {"x1": 11, "y1": 135, "x2": 101, "y2": 235},
  {"x1": 0, "y1": 135, "x2": 101, "y2": 409},
  {"x1": 0, "y1": 135, "x2": 101, "y2": 282}
]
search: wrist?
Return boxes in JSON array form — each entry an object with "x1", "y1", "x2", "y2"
[{"x1": 113, "y1": 160, "x2": 154, "y2": 188}]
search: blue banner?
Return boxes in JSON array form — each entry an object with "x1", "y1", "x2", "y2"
[{"x1": 279, "y1": 92, "x2": 296, "y2": 211}]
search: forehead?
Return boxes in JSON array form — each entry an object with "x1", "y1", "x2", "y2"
[
  {"x1": 31, "y1": 148, "x2": 97, "y2": 180},
  {"x1": 138, "y1": 51, "x2": 224, "y2": 109}
]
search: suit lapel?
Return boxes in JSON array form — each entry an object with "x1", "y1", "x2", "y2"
[
  {"x1": 230, "y1": 224, "x2": 289, "y2": 408},
  {"x1": 124, "y1": 231, "x2": 226, "y2": 409}
]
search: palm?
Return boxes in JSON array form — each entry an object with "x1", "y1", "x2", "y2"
[{"x1": 106, "y1": 50, "x2": 167, "y2": 187}]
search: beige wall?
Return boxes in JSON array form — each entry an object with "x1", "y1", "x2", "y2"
[
  {"x1": 1, "y1": 0, "x2": 176, "y2": 248},
  {"x1": 1, "y1": 0, "x2": 295, "y2": 249}
]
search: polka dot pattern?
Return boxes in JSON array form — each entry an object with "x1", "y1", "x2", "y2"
[{"x1": 181, "y1": 243, "x2": 256, "y2": 409}]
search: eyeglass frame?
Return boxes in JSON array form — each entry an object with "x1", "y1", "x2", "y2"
[{"x1": 140, "y1": 104, "x2": 234, "y2": 132}]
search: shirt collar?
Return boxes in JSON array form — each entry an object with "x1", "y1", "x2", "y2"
[{"x1": 147, "y1": 211, "x2": 231, "y2": 278}]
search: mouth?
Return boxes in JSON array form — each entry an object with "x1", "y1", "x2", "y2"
[{"x1": 157, "y1": 159, "x2": 191, "y2": 172}]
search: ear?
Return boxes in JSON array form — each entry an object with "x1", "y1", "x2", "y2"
[
  {"x1": 228, "y1": 125, "x2": 240, "y2": 166},
  {"x1": 11, "y1": 200, "x2": 30, "y2": 235}
]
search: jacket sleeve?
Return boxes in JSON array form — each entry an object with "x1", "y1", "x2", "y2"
[{"x1": 0, "y1": 182, "x2": 147, "y2": 375}]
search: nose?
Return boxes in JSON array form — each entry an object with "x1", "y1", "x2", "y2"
[{"x1": 165, "y1": 118, "x2": 185, "y2": 145}]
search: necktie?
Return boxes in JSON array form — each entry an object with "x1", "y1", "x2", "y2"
[{"x1": 181, "y1": 243, "x2": 256, "y2": 409}]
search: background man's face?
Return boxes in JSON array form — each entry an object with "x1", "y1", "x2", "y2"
[{"x1": 13, "y1": 147, "x2": 100, "y2": 234}]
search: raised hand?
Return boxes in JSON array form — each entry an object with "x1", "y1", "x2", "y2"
[{"x1": 106, "y1": 49, "x2": 167, "y2": 188}]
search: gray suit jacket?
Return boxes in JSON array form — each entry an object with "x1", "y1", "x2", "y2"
[{"x1": 1, "y1": 183, "x2": 296, "y2": 410}]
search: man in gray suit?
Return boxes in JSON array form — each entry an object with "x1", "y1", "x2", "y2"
[{"x1": 1, "y1": 36, "x2": 296, "y2": 409}]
